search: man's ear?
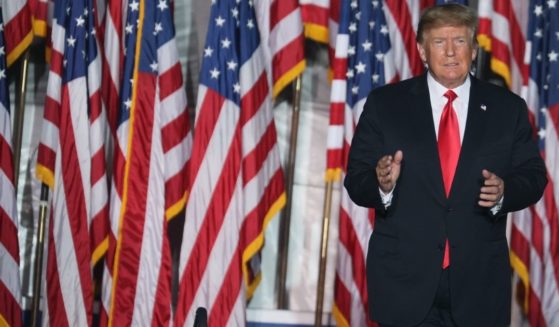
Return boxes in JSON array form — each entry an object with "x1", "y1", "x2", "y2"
[
  {"x1": 417, "y1": 43, "x2": 427, "y2": 63},
  {"x1": 471, "y1": 43, "x2": 478, "y2": 61}
]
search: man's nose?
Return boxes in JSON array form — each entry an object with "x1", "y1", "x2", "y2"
[{"x1": 445, "y1": 44, "x2": 455, "y2": 56}]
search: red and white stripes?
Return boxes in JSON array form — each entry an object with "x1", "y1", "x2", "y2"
[{"x1": 477, "y1": 0, "x2": 530, "y2": 96}]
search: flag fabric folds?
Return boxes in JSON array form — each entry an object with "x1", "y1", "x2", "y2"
[
  {"x1": 254, "y1": 0, "x2": 305, "y2": 97},
  {"x1": 477, "y1": 0, "x2": 529, "y2": 96},
  {"x1": 174, "y1": 0, "x2": 285, "y2": 325},
  {"x1": 104, "y1": 0, "x2": 191, "y2": 324},
  {"x1": 300, "y1": 0, "x2": 330, "y2": 43},
  {"x1": 35, "y1": 0, "x2": 108, "y2": 324},
  {"x1": 0, "y1": 6, "x2": 24, "y2": 326},
  {"x1": 327, "y1": 0, "x2": 395, "y2": 325},
  {"x1": 509, "y1": 1, "x2": 559, "y2": 326},
  {"x1": 1, "y1": 0, "x2": 32, "y2": 66}
]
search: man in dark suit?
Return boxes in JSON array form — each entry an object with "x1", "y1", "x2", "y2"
[{"x1": 344, "y1": 4, "x2": 547, "y2": 327}]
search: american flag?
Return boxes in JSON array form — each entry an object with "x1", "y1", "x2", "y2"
[
  {"x1": 328, "y1": 0, "x2": 395, "y2": 326},
  {"x1": 174, "y1": 0, "x2": 285, "y2": 325},
  {"x1": 100, "y1": 0, "x2": 127, "y2": 326},
  {"x1": 477, "y1": 0, "x2": 529, "y2": 97},
  {"x1": 300, "y1": 0, "x2": 330, "y2": 43},
  {"x1": 0, "y1": 6, "x2": 23, "y2": 326},
  {"x1": 35, "y1": 0, "x2": 108, "y2": 324},
  {"x1": 254, "y1": 0, "x2": 305, "y2": 97},
  {"x1": 509, "y1": 0, "x2": 559, "y2": 326},
  {"x1": 1, "y1": 0, "x2": 32, "y2": 67},
  {"x1": 104, "y1": 0, "x2": 191, "y2": 324}
]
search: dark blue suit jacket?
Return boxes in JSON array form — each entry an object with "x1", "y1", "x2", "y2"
[{"x1": 344, "y1": 73, "x2": 547, "y2": 326}]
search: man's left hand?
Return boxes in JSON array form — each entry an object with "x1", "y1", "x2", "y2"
[{"x1": 478, "y1": 169, "x2": 504, "y2": 207}]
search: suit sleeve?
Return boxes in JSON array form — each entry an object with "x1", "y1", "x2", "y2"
[
  {"x1": 344, "y1": 92, "x2": 389, "y2": 212},
  {"x1": 500, "y1": 99, "x2": 547, "y2": 214}
]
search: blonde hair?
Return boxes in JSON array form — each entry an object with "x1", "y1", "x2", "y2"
[{"x1": 416, "y1": 3, "x2": 478, "y2": 45}]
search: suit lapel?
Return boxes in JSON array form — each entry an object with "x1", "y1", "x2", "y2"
[
  {"x1": 449, "y1": 76, "x2": 487, "y2": 201},
  {"x1": 410, "y1": 74, "x2": 447, "y2": 205}
]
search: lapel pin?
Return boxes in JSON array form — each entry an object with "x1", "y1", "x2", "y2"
[{"x1": 480, "y1": 104, "x2": 487, "y2": 111}]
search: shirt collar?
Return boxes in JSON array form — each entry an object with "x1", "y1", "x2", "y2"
[{"x1": 426, "y1": 72, "x2": 471, "y2": 102}]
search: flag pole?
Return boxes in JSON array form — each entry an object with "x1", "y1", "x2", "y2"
[
  {"x1": 31, "y1": 184, "x2": 49, "y2": 327},
  {"x1": 276, "y1": 74, "x2": 303, "y2": 309},
  {"x1": 12, "y1": 50, "x2": 29, "y2": 190},
  {"x1": 314, "y1": 179, "x2": 334, "y2": 327}
]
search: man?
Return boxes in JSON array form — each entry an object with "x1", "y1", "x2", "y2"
[{"x1": 344, "y1": 4, "x2": 547, "y2": 327}]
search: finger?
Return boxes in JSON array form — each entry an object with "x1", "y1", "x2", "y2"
[
  {"x1": 483, "y1": 178, "x2": 501, "y2": 186},
  {"x1": 393, "y1": 150, "x2": 403, "y2": 164},
  {"x1": 479, "y1": 192, "x2": 499, "y2": 201},
  {"x1": 478, "y1": 200, "x2": 496, "y2": 207},
  {"x1": 482, "y1": 169, "x2": 493, "y2": 180},
  {"x1": 480, "y1": 186, "x2": 499, "y2": 194}
]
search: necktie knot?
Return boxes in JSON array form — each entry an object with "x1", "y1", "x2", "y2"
[{"x1": 444, "y1": 90, "x2": 457, "y2": 103}]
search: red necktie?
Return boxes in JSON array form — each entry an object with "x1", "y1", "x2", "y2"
[{"x1": 438, "y1": 90, "x2": 460, "y2": 269}]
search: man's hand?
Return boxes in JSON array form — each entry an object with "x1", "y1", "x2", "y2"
[
  {"x1": 376, "y1": 150, "x2": 403, "y2": 193},
  {"x1": 478, "y1": 169, "x2": 504, "y2": 207}
]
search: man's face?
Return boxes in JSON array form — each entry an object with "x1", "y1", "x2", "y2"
[{"x1": 417, "y1": 25, "x2": 477, "y2": 89}]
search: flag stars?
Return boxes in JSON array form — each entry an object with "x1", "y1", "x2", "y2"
[
  {"x1": 372, "y1": 0, "x2": 379, "y2": 7},
  {"x1": 346, "y1": 69, "x2": 355, "y2": 78},
  {"x1": 534, "y1": 28, "x2": 543, "y2": 38},
  {"x1": 0, "y1": 69, "x2": 5, "y2": 80},
  {"x1": 548, "y1": 0, "x2": 557, "y2": 8},
  {"x1": 351, "y1": 0, "x2": 357, "y2": 9},
  {"x1": 233, "y1": 82, "x2": 241, "y2": 93},
  {"x1": 362, "y1": 40, "x2": 373, "y2": 51},
  {"x1": 204, "y1": 46, "x2": 214, "y2": 57},
  {"x1": 349, "y1": 22, "x2": 357, "y2": 33},
  {"x1": 210, "y1": 67, "x2": 221, "y2": 79},
  {"x1": 375, "y1": 52, "x2": 385, "y2": 61},
  {"x1": 150, "y1": 61, "x2": 158, "y2": 72},
  {"x1": 355, "y1": 61, "x2": 366, "y2": 73},
  {"x1": 549, "y1": 50, "x2": 558, "y2": 62},
  {"x1": 538, "y1": 128, "x2": 546, "y2": 140},
  {"x1": 247, "y1": 19, "x2": 255, "y2": 29},
  {"x1": 215, "y1": 15, "x2": 226, "y2": 27},
  {"x1": 158, "y1": 0, "x2": 168, "y2": 11},
  {"x1": 124, "y1": 98, "x2": 132, "y2": 109},
  {"x1": 84, "y1": 8, "x2": 88, "y2": 16},
  {"x1": 231, "y1": 8, "x2": 239, "y2": 18},
  {"x1": 227, "y1": 60, "x2": 238, "y2": 70},
  {"x1": 130, "y1": 0, "x2": 139, "y2": 11},
  {"x1": 352, "y1": 86, "x2": 359, "y2": 94},
  {"x1": 125, "y1": 23, "x2": 134, "y2": 34},
  {"x1": 76, "y1": 15, "x2": 85, "y2": 27},
  {"x1": 372, "y1": 74, "x2": 380, "y2": 83},
  {"x1": 153, "y1": 22, "x2": 163, "y2": 35},
  {"x1": 534, "y1": 4, "x2": 543, "y2": 16},
  {"x1": 355, "y1": 11, "x2": 361, "y2": 20},
  {"x1": 556, "y1": 32, "x2": 559, "y2": 40},
  {"x1": 348, "y1": 45, "x2": 356, "y2": 56},
  {"x1": 67, "y1": 36, "x2": 77, "y2": 47},
  {"x1": 537, "y1": 52, "x2": 543, "y2": 61},
  {"x1": 380, "y1": 25, "x2": 389, "y2": 35},
  {"x1": 221, "y1": 38, "x2": 232, "y2": 48},
  {"x1": 0, "y1": 24, "x2": 3, "y2": 32},
  {"x1": 0, "y1": 46, "x2": 4, "y2": 57},
  {"x1": 369, "y1": 21, "x2": 375, "y2": 29}
]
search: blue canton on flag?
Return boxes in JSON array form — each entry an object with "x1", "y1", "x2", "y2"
[
  {"x1": 344, "y1": 0, "x2": 392, "y2": 108},
  {"x1": 527, "y1": 0, "x2": 559, "y2": 150}
]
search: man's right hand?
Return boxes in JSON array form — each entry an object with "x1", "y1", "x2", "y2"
[{"x1": 376, "y1": 150, "x2": 403, "y2": 193}]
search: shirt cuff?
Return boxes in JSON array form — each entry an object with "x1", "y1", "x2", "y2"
[
  {"x1": 490, "y1": 196, "x2": 504, "y2": 215},
  {"x1": 379, "y1": 187, "x2": 395, "y2": 208}
]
